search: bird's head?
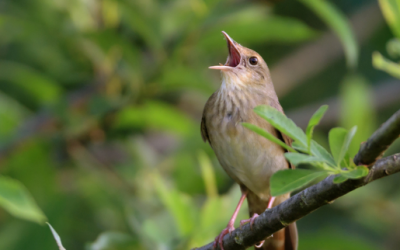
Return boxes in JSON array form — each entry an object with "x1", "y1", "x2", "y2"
[{"x1": 209, "y1": 31, "x2": 272, "y2": 89}]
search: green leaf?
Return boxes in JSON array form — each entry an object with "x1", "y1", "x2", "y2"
[
  {"x1": 270, "y1": 169, "x2": 328, "y2": 196},
  {"x1": 0, "y1": 91, "x2": 30, "y2": 139},
  {"x1": 113, "y1": 101, "x2": 196, "y2": 136},
  {"x1": 306, "y1": 105, "x2": 328, "y2": 151},
  {"x1": 198, "y1": 151, "x2": 218, "y2": 198},
  {"x1": 310, "y1": 140, "x2": 337, "y2": 167},
  {"x1": 254, "y1": 105, "x2": 308, "y2": 148},
  {"x1": 242, "y1": 123, "x2": 296, "y2": 153},
  {"x1": 342, "y1": 126, "x2": 357, "y2": 160},
  {"x1": 300, "y1": 0, "x2": 358, "y2": 68},
  {"x1": 372, "y1": 51, "x2": 400, "y2": 78},
  {"x1": 341, "y1": 166, "x2": 369, "y2": 179},
  {"x1": 292, "y1": 140, "x2": 307, "y2": 152},
  {"x1": 284, "y1": 152, "x2": 326, "y2": 167},
  {"x1": 153, "y1": 173, "x2": 197, "y2": 236},
  {"x1": 333, "y1": 175, "x2": 348, "y2": 184},
  {"x1": 378, "y1": 0, "x2": 400, "y2": 38},
  {"x1": 0, "y1": 176, "x2": 47, "y2": 224},
  {"x1": 329, "y1": 127, "x2": 357, "y2": 166},
  {"x1": 339, "y1": 75, "x2": 376, "y2": 157},
  {"x1": 0, "y1": 61, "x2": 62, "y2": 106},
  {"x1": 47, "y1": 223, "x2": 66, "y2": 250}
]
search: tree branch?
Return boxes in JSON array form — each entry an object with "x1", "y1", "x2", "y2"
[
  {"x1": 354, "y1": 109, "x2": 400, "y2": 166},
  {"x1": 195, "y1": 154, "x2": 400, "y2": 250},
  {"x1": 195, "y1": 108, "x2": 400, "y2": 250}
]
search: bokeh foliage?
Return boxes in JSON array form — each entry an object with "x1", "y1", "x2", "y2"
[{"x1": 0, "y1": 0, "x2": 400, "y2": 250}]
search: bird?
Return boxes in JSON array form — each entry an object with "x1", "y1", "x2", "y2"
[{"x1": 200, "y1": 31, "x2": 298, "y2": 250}]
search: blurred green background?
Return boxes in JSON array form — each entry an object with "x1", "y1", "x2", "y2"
[{"x1": 0, "y1": 0, "x2": 400, "y2": 249}]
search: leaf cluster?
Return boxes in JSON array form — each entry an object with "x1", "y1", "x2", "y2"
[{"x1": 244, "y1": 105, "x2": 368, "y2": 196}]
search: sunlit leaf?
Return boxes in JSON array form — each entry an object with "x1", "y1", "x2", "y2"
[
  {"x1": 254, "y1": 105, "x2": 308, "y2": 148},
  {"x1": 242, "y1": 123, "x2": 296, "y2": 153},
  {"x1": 310, "y1": 140, "x2": 337, "y2": 167},
  {"x1": 329, "y1": 127, "x2": 357, "y2": 166},
  {"x1": 300, "y1": 0, "x2": 358, "y2": 68},
  {"x1": 284, "y1": 152, "x2": 326, "y2": 168},
  {"x1": 306, "y1": 105, "x2": 328, "y2": 151},
  {"x1": 340, "y1": 75, "x2": 376, "y2": 156},
  {"x1": 341, "y1": 126, "x2": 357, "y2": 161},
  {"x1": 270, "y1": 169, "x2": 328, "y2": 196},
  {"x1": 0, "y1": 176, "x2": 46, "y2": 224},
  {"x1": 378, "y1": 0, "x2": 400, "y2": 38},
  {"x1": 292, "y1": 140, "x2": 307, "y2": 152},
  {"x1": 372, "y1": 51, "x2": 400, "y2": 78},
  {"x1": 189, "y1": 197, "x2": 224, "y2": 248}
]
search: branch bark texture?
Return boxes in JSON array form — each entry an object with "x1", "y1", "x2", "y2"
[
  {"x1": 354, "y1": 109, "x2": 400, "y2": 166},
  {"x1": 195, "y1": 109, "x2": 400, "y2": 250}
]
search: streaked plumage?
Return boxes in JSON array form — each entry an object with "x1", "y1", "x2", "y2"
[{"x1": 201, "y1": 32, "x2": 297, "y2": 250}]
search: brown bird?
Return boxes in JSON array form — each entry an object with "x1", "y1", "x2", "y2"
[{"x1": 201, "y1": 31, "x2": 298, "y2": 250}]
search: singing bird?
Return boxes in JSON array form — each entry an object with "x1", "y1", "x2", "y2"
[{"x1": 201, "y1": 32, "x2": 298, "y2": 250}]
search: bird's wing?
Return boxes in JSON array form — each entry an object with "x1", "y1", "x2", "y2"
[
  {"x1": 200, "y1": 93, "x2": 217, "y2": 144},
  {"x1": 200, "y1": 115, "x2": 210, "y2": 143}
]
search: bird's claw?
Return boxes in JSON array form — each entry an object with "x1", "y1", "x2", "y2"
[
  {"x1": 213, "y1": 224, "x2": 235, "y2": 250},
  {"x1": 239, "y1": 213, "x2": 259, "y2": 230},
  {"x1": 255, "y1": 240, "x2": 265, "y2": 248}
]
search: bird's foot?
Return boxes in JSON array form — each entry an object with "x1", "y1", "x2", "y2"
[
  {"x1": 240, "y1": 214, "x2": 271, "y2": 249},
  {"x1": 213, "y1": 224, "x2": 235, "y2": 250},
  {"x1": 239, "y1": 213, "x2": 259, "y2": 230}
]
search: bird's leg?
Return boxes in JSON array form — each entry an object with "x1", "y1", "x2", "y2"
[
  {"x1": 240, "y1": 213, "x2": 259, "y2": 230},
  {"x1": 239, "y1": 196, "x2": 276, "y2": 247},
  {"x1": 213, "y1": 187, "x2": 248, "y2": 250},
  {"x1": 267, "y1": 196, "x2": 276, "y2": 209},
  {"x1": 239, "y1": 196, "x2": 276, "y2": 228}
]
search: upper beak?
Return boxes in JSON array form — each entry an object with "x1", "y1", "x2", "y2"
[{"x1": 209, "y1": 31, "x2": 241, "y2": 71}]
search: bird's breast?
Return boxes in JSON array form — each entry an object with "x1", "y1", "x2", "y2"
[{"x1": 205, "y1": 90, "x2": 288, "y2": 200}]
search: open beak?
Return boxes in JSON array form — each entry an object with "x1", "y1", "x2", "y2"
[{"x1": 209, "y1": 31, "x2": 241, "y2": 71}]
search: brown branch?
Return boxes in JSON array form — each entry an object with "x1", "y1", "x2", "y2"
[
  {"x1": 354, "y1": 109, "x2": 400, "y2": 166},
  {"x1": 195, "y1": 109, "x2": 400, "y2": 250},
  {"x1": 195, "y1": 153, "x2": 400, "y2": 250}
]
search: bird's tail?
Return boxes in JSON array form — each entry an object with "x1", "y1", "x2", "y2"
[{"x1": 247, "y1": 191, "x2": 298, "y2": 250}]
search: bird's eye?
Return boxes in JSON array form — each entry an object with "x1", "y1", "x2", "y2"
[{"x1": 249, "y1": 57, "x2": 258, "y2": 65}]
